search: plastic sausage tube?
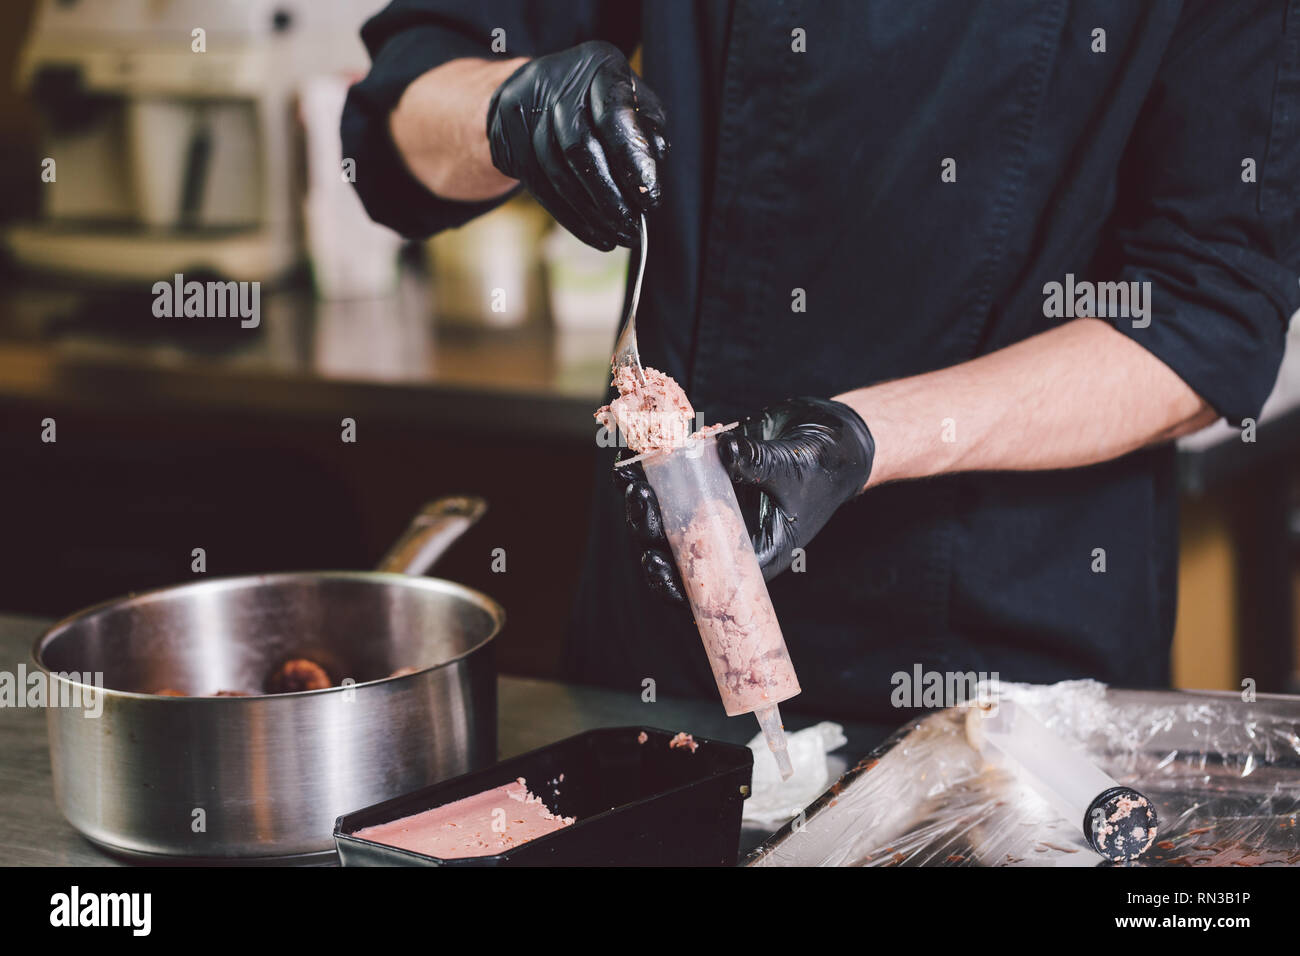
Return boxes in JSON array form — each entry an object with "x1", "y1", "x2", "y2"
[
  {"x1": 641, "y1": 434, "x2": 801, "y2": 779},
  {"x1": 966, "y1": 698, "x2": 1158, "y2": 861}
]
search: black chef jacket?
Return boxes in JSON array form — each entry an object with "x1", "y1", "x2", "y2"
[{"x1": 343, "y1": 1, "x2": 1300, "y2": 722}]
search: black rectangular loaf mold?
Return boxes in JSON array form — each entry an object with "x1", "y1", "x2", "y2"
[{"x1": 334, "y1": 726, "x2": 753, "y2": 866}]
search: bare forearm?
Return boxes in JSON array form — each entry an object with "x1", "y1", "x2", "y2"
[
  {"x1": 388, "y1": 57, "x2": 528, "y2": 201},
  {"x1": 836, "y1": 318, "x2": 1218, "y2": 489}
]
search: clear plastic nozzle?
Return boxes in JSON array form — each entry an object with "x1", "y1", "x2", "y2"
[{"x1": 755, "y1": 704, "x2": 793, "y2": 780}]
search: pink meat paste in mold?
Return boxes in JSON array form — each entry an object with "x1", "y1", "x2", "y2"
[{"x1": 353, "y1": 777, "x2": 574, "y2": 859}]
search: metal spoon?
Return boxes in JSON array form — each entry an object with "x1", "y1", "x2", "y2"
[{"x1": 612, "y1": 212, "x2": 649, "y2": 385}]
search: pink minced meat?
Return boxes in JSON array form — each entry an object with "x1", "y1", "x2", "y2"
[
  {"x1": 1096, "y1": 793, "x2": 1157, "y2": 855},
  {"x1": 595, "y1": 365, "x2": 696, "y2": 454},
  {"x1": 353, "y1": 777, "x2": 574, "y2": 859},
  {"x1": 668, "y1": 732, "x2": 699, "y2": 753},
  {"x1": 669, "y1": 502, "x2": 801, "y2": 715}
]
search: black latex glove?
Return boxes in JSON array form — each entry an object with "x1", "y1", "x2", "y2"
[
  {"x1": 486, "y1": 40, "x2": 669, "y2": 251},
  {"x1": 617, "y1": 397, "x2": 876, "y2": 603}
]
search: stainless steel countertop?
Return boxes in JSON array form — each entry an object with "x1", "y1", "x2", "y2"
[{"x1": 0, "y1": 613, "x2": 886, "y2": 866}]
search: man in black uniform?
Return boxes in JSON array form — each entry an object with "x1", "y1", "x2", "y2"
[{"x1": 343, "y1": 1, "x2": 1300, "y2": 725}]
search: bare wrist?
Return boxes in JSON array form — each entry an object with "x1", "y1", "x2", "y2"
[
  {"x1": 389, "y1": 57, "x2": 527, "y2": 201},
  {"x1": 834, "y1": 387, "x2": 895, "y2": 489},
  {"x1": 835, "y1": 381, "x2": 955, "y2": 490}
]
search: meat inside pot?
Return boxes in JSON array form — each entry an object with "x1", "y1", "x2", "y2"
[
  {"x1": 150, "y1": 658, "x2": 426, "y2": 697},
  {"x1": 264, "y1": 658, "x2": 333, "y2": 694}
]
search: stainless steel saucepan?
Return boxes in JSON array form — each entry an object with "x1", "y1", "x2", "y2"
[{"x1": 33, "y1": 496, "x2": 503, "y2": 863}]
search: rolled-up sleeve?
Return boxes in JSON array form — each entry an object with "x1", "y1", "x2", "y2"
[
  {"x1": 1108, "y1": 0, "x2": 1300, "y2": 425},
  {"x1": 341, "y1": 0, "x2": 640, "y2": 239}
]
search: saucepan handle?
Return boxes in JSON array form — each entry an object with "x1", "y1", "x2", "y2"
[{"x1": 375, "y1": 496, "x2": 488, "y2": 576}]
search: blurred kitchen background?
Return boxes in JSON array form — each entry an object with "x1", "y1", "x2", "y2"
[
  {"x1": 0, "y1": 0, "x2": 1297, "y2": 691},
  {"x1": 0, "y1": 0, "x2": 631, "y2": 679}
]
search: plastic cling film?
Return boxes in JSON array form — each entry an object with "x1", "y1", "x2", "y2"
[
  {"x1": 749, "y1": 682, "x2": 1300, "y2": 867},
  {"x1": 969, "y1": 699, "x2": 1158, "y2": 861}
]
